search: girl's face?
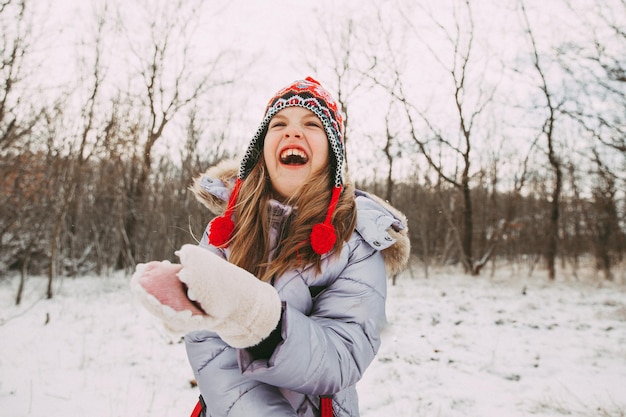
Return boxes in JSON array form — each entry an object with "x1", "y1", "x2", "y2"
[{"x1": 263, "y1": 107, "x2": 330, "y2": 200}]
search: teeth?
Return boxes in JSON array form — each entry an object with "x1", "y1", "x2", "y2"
[
  {"x1": 281, "y1": 148, "x2": 306, "y2": 159},
  {"x1": 280, "y1": 148, "x2": 308, "y2": 162}
]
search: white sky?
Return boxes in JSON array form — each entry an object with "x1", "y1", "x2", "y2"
[{"x1": 22, "y1": 0, "x2": 625, "y2": 185}]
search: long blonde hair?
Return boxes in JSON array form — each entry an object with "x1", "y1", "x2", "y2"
[{"x1": 227, "y1": 155, "x2": 356, "y2": 282}]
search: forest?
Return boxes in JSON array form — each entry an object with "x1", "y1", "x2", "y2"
[{"x1": 1, "y1": 0, "x2": 625, "y2": 303}]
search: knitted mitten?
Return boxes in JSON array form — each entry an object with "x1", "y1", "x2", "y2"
[{"x1": 176, "y1": 244, "x2": 282, "y2": 348}]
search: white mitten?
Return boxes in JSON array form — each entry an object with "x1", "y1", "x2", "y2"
[
  {"x1": 176, "y1": 244, "x2": 282, "y2": 348},
  {"x1": 130, "y1": 260, "x2": 217, "y2": 334}
]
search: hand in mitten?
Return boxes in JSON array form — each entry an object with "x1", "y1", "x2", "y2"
[
  {"x1": 176, "y1": 244, "x2": 282, "y2": 348},
  {"x1": 130, "y1": 260, "x2": 215, "y2": 333}
]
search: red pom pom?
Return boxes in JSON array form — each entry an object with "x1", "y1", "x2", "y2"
[
  {"x1": 310, "y1": 222, "x2": 336, "y2": 255},
  {"x1": 208, "y1": 216, "x2": 234, "y2": 248}
]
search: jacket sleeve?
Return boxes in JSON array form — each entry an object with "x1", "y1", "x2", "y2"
[{"x1": 237, "y1": 237, "x2": 387, "y2": 395}]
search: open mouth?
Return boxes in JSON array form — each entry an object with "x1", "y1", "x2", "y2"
[{"x1": 279, "y1": 148, "x2": 309, "y2": 165}]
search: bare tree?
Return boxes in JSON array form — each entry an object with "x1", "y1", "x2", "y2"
[
  {"x1": 116, "y1": 0, "x2": 233, "y2": 269},
  {"x1": 0, "y1": 0, "x2": 51, "y2": 302},
  {"x1": 588, "y1": 150, "x2": 623, "y2": 280},
  {"x1": 561, "y1": 0, "x2": 626, "y2": 269},
  {"x1": 306, "y1": 14, "x2": 373, "y2": 174},
  {"x1": 2, "y1": 149, "x2": 54, "y2": 304},
  {"x1": 0, "y1": 0, "x2": 40, "y2": 152},
  {"x1": 372, "y1": 0, "x2": 499, "y2": 275},
  {"x1": 46, "y1": 2, "x2": 112, "y2": 297},
  {"x1": 519, "y1": 1, "x2": 565, "y2": 280},
  {"x1": 381, "y1": 101, "x2": 401, "y2": 204}
]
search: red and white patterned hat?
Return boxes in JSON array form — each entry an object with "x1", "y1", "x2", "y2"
[{"x1": 208, "y1": 77, "x2": 346, "y2": 255}]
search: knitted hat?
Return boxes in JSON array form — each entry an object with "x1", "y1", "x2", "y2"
[{"x1": 208, "y1": 77, "x2": 345, "y2": 255}]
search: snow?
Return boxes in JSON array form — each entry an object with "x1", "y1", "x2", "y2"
[{"x1": 1, "y1": 264, "x2": 625, "y2": 417}]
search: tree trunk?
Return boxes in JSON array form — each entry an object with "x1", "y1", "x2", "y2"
[
  {"x1": 461, "y1": 178, "x2": 474, "y2": 274},
  {"x1": 15, "y1": 255, "x2": 29, "y2": 305}
]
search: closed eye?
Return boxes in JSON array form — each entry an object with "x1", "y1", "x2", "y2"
[{"x1": 305, "y1": 120, "x2": 322, "y2": 128}]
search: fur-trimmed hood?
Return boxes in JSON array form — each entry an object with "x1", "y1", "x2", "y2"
[{"x1": 190, "y1": 159, "x2": 411, "y2": 276}]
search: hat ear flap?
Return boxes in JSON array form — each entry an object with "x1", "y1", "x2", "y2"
[
  {"x1": 207, "y1": 178, "x2": 242, "y2": 248},
  {"x1": 310, "y1": 186, "x2": 342, "y2": 255}
]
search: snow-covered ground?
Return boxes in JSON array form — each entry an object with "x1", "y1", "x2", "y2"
[{"x1": 1, "y1": 263, "x2": 625, "y2": 417}]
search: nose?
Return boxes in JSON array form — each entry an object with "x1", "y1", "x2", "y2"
[{"x1": 283, "y1": 124, "x2": 302, "y2": 139}]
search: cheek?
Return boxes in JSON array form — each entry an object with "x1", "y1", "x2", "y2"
[
  {"x1": 263, "y1": 136, "x2": 277, "y2": 162},
  {"x1": 313, "y1": 138, "x2": 330, "y2": 166}
]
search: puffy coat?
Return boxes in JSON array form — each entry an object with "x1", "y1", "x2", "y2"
[{"x1": 185, "y1": 160, "x2": 410, "y2": 417}]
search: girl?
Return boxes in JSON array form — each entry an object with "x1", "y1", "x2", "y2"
[{"x1": 132, "y1": 77, "x2": 410, "y2": 416}]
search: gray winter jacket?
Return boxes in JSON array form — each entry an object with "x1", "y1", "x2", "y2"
[{"x1": 185, "y1": 160, "x2": 410, "y2": 417}]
